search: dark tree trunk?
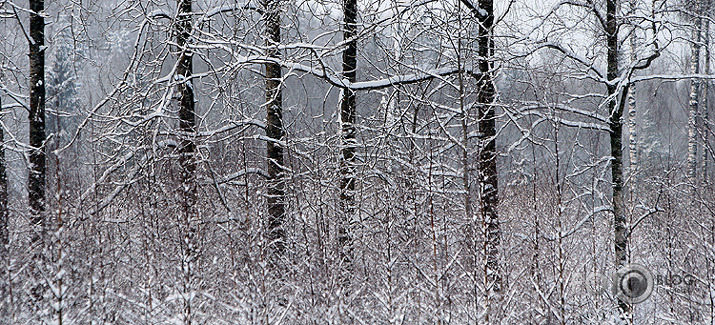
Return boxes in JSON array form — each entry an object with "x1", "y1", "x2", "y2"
[
  {"x1": 606, "y1": 0, "x2": 629, "y2": 321},
  {"x1": 338, "y1": 0, "x2": 358, "y2": 290},
  {"x1": 263, "y1": 0, "x2": 286, "y2": 255},
  {"x1": 176, "y1": 0, "x2": 197, "y2": 323},
  {"x1": 0, "y1": 95, "x2": 8, "y2": 309},
  {"x1": 0, "y1": 95, "x2": 6, "y2": 254},
  {"x1": 476, "y1": 0, "x2": 502, "y2": 319},
  {"x1": 29, "y1": 0, "x2": 47, "y2": 309}
]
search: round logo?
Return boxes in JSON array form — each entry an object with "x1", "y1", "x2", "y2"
[
  {"x1": 581, "y1": 271, "x2": 608, "y2": 296},
  {"x1": 612, "y1": 263, "x2": 654, "y2": 304}
]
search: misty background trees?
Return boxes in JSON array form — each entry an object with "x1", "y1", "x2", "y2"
[{"x1": 1, "y1": 0, "x2": 715, "y2": 324}]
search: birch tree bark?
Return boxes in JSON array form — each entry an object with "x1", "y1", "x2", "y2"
[
  {"x1": 702, "y1": 17, "x2": 710, "y2": 184},
  {"x1": 628, "y1": 0, "x2": 638, "y2": 191},
  {"x1": 606, "y1": 0, "x2": 630, "y2": 321},
  {"x1": 688, "y1": 16, "x2": 702, "y2": 183}
]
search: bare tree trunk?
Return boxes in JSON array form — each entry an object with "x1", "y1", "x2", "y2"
[
  {"x1": 0, "y1": 94, "x2": 6, "y2": 259},
  {"x1": 702, "y1": 18, "x2": 710, "y2": 184},
  {"x1": 606, "y1": 0, "x2": 629, "y2": 321},
  {"x1": 263, "y1": 0, "x2": 286, "y2": 256},
  {"x1": 0, "y1": 94, "x2": 8, "y2": 319},
  {"x1": 338, "y1": 0, "x2": 358, "y2": 291},
  {"x1": 689, "y1": 17, "x2": 702, "y2": 183},
  {"x1": 51, "y1": 96, "x2": 64, "y2": 325},
  {"x1": 176, "y1": 0, "x2": 198, "y2": 323},
  {"x1": 627, "y1": 0, "x2": 638, "y2": 191},
  {"x1": 28, "y1": 0, "x2": 47, "y2": 319},
  {"x1": 476, "y1": 0, "x2": 501, "y2": 320}
]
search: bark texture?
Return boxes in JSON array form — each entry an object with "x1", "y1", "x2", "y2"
[
  {"x1": 176, "y1": 0, "x2": 198, "y2": 323},
  {"x1": 264, "y1": 0, "x2": 286, "y2": 255},
  {"x1": 29, "y1": 0, "x2": 47, "y2": 314},
  {"x1": 606, "y1": 0, "x2": 629, "y2": 320},
  {"x1": 338, "y1": 0, "x2": 358, "y2": 289},
  {"x1": 0, "y1": 95, "x2": 7, "y2": 312},
  {"x1": 476, "y1": 0, "x2": 502, "y2": 317},
  {"x1": 688, "y1": 17, "x2": 702, "y2": 183},
  {"x1": 627, "y1": 5, "x2": 638, "y2": 187},
  {"x1": 702, "y1": 19, "x2": 710, "y2": 184},
  {"x1": 0, "y1": 95, "x2": 6, "y2": 256}
]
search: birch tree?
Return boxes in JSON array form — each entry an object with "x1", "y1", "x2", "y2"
[
  {"x1": 604, "y1": 0, "x2": 632, "y2": 320},
  {"x1": 627, "y1": 0, "x2": 639, "y2": 193},
  {"x1": 688, "y1": 4, "x2": 703, "y2": 184},
  {"x1": 703, "y1": 14, "x2": 711, "y2": 183}
]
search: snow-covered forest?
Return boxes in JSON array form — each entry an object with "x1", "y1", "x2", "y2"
[{"x1": 1, "y1": 0, "x2": 714, "y2": 323}]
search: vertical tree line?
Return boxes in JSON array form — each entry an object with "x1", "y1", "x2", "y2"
[
  {"x1": 475, "y1": 0, "x2": 502, "y2": 318},
  {"x1": 604, "y1": 0, "x2": 631, "y2": 320},
  {"x1": 338, "y1": 0, "x2": 358, "y2": 292},
  {"x1": 28, "y1": 0, "x2": 47, "y2": 320},
  {"x1": 3, "y1": 0, "x2": 715, "y2": 322},
  {"x1": 456, "y1": 0, "x2": 502, "y2": 319},
  {"x1": 627, "y1": 0, "x2": 639, "y2": 189},
  {"x1": 0, "y1": 94, "x2": 7, "y2": 321},
  {"x1": 702, "y1": 14, "x2": 711, "y2": 183},
  {"x1": 689, "y1": 8, "x2": 702, "y2": 184},
  {"x1": 176, "y1": 0, "x2": 197, "y2": 323},
  {"x1": 263, "y1": 0, "x2": 286, "y2": 259}
]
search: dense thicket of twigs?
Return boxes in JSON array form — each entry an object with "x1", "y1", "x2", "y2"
[{"x1": 1, "y1": 0, "x2": 715, "y2": 324}]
